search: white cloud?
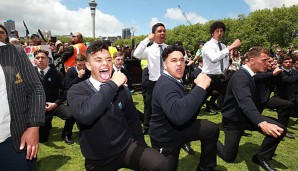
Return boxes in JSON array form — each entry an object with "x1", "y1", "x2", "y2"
[
  {"x1": 164, "y1": 8, "x2": 208, "y2": 25},
  {"x1": 244, "y1": 0, "x2": 298, "y2": 11},
  {"x1": 149, "y1": 17, "x2": 162, "y2": 28},
  {"x1": 0, "y1": 0, "x2": 124, "y2": 37}
]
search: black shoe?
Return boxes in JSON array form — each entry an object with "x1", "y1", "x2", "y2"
[
  {"x1": 252, "y1": 154, "x2": 277, "y2": 171},
  {"x1": 197, "y1": 166, "x2": 218, "y2": 171},
  {"x1": 285, "y1": 133, "x2": 295, "y2": 139},
  {"x1": 242, "y1": 132, "x2": 252, "y2": 137},
  {"x1": 62, "y1": 135, "x2": 74, "y2": 145},
  {"x1": 182, "y1": 143, "x2": 195, "y2": 155},
  {"x1": 205, "y1": 108, "x2": 217, "y2": 114},
  {"x1": 210, "y1": 103, "x2": 220, "y2": 110},
  {"x1": 142, "y1": 129, "x2": 148, "y2": 135}
]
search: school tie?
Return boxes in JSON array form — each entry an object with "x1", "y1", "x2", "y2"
[
  {"x1": 40, "y1": 70, "x2": 45, "y2": 79},
  {"x1": 159, "y1": 45, "x2": 164, "y2": 74},
  {"x1": 218, "y1": 42, "x2": 224, "y2": 73}
]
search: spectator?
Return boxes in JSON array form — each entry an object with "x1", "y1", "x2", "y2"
[
  {"x1": 0, "y1": 24, "x2": 9, "y2": 43},
  {"x1": 61, "y1": 32, "x2": 87, "y2": 71}
]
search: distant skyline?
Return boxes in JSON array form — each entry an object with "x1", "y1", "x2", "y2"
[{"x1": 1, "y1": 0, "x2": 297, "y2": 37}]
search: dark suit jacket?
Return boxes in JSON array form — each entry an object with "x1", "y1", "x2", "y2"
[
  {"x1": 221, "y1": 68, "x2": 265, "y2": 127},
  {"x1": 0, "y1": 44, "x2": 45, "y2": 152},
  {"x1": 150, "y1": 74, "x2": 207, "y2": 144},
  {"x1": 65, "y1": 66, "x2": 91, "y2": 91},
  {"x1": 113, "y1": 67, "x2": 133, "y2": 91},
  {"x1": 275, "y1": 69, "x2": 298, "y2": 102}
]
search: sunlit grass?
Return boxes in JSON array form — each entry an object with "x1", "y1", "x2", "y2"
[{"x1": 37, "y1": 91, "x2": 298, "y2": 171}]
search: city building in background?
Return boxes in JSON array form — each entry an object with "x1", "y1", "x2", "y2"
[
  {"x1": 122, "y1": 28, "x2": 131, "y2": 39},
  {"x1": 4, "y1": 19, "x2": 15, "y2": 38}
]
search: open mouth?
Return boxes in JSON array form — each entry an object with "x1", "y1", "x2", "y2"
[
  {"x1": 99, "y1": 69, "x2": 110, "y2": 80},
  {"x1": 176, "y1": 68, "x2": 183, "y2": 74}
]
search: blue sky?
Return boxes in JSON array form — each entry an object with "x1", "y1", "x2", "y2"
[{"x1": 0, "y1": 0, "x2": 297, "y2": 37}]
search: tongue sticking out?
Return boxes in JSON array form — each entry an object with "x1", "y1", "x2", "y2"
[{"x1": 100, "y1": 71, "x2": 110, "y2": 80}]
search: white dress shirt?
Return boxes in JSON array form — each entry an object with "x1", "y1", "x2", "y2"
[
  {"x1": 133, "y1": 37, "x2": 167, "y2": 81},
  {"x1": 242, "y1": 65, "x2": 256, "y2": 77},
  {"x1": 37, "y1": 66, "x2": 50, "y2": 75},
  {"x1": 89, "y1": 76, "x2": 104, "y2": 91},
  {"x1": 202, "y1": 38, "x2": 230, "y2": 75},
  {"x1": 0, "y1": 64, "x2": 11, "y2": 143}
]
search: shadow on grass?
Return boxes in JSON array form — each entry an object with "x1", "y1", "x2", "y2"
[
  {"x1": 178, "y1": 152, "x2": 228, "y2": 171},
  {"x1": 36, "y1": 154, "x2": 71, "y2": 171},
  {"x1": 41, "y1": 127, "x2": 80, "y2": 149},
  {"x1": 235, "y1": 142, "x2": 288, "y2": 170},
  {"x1": 178, "y1": 152, "x2": 201, "y2": 171}
]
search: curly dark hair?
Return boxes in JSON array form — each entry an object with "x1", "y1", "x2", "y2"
[{"x1": 210, "y1": 21, "x2": 226, "y2": 35}]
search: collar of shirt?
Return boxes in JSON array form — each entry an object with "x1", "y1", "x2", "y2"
[
  {"x1": 38, "y1": 66, "x2": 50, "y2": 75},
  {"x1": 163, "y1": 70, "x2": 183, "y2": 84},
  {"x1": 113, "y1": 65, "x2": 121, "y2": 71},
  {"x1": 152, "y1": 42, "x2": 166, "y2": 49},
  {"x1": 89, "y1": 76, "x2": 104, "y2": 91},
  {"x1": 281, "y1": 66, "x2": 291, "y2": 72},
  {"x1": 242, "y1": 65, "x2": 256, "y2": 77},
  {"x1": 211, "y1": 38, "x2": 221, "y2": 45},
  {"x1": 0, "y1": 42, "x2": 6, "y2": 46}
]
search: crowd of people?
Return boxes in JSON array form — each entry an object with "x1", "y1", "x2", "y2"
[{"x1": 1, "y1": 20, "x2": 298, "y2": 171}]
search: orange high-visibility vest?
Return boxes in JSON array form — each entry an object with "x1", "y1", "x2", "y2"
[{"x1": 64, "y1": 43, "x2": 87, "y2": 68}]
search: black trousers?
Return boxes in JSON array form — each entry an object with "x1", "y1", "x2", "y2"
[
  {"x1": 143, "y1": 81, "x2": 156, "y2": 131},
  {"x1": 151, "y1": 119, "x2": 219, "y2": 171},
  {"x1": 266, "y1": 97, "x2": 295, "y2": 127},
  {"x1": 39, "y1": 104, "x2": 75, "y2": 142},
  {"x1": 85, "y1": 141, "x2": 169, "y2": 171},
  {"x1": 0, "y1": 137, "x2": 36, "y2": 171},
  {"x1": 205, "y1": 74, "x2": 227, "y2": 109},
  {"x1": 217, "y1": 117, "x2": 287, "y2": 163}
]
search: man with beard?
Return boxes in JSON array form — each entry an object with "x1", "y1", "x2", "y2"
[
  {"x1": 67, "y1": 41, "x2": 169, "y2": 171},
  {"x1": 61, "y1": 32, "x2": 87, "y2": 72}
]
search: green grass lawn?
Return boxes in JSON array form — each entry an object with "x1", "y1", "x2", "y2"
[{"x1": 37, "y1": 91, "x2": 298, "y2": 171}]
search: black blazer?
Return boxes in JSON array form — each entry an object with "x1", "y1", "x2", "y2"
[
  {"x1": 275, "y1": 70, "x2": 298, "y2": 102},
  {"x1": 65, "y1": 66, "x2": 91, "y2": 91},
  {"x1": 221, "y1": 68, "x2": 265, "y2": 127},
  {"x1": 0, "y1": 44, "x2": 45, "y2": 151}
]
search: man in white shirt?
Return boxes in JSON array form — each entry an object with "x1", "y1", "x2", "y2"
[
  {"x1": 133, "y1": 23, "x2": 167, "y2": 134},
  {"x1": 202, "y1": 21, "x2": 241, "y2": 112}
]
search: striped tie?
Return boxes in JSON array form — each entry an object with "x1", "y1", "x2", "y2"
[
  {"x1": 40, "y1": 70, "x2": 45, "y2": 79},
  {"x1": 159, "y1": 45, "x2": 164, "y2": 74}
]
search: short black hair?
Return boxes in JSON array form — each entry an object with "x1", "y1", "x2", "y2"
[
  {"x1": 30, "y1": 34, "x2": 39, "y2": 39},
  {"x1": 210, "y1": 21, "x2": 226, "y2": 35},
  {"x1": 162, "y1": 44, "x2": 185, "y2": 61},
  {"x1": 86, "y1": 41, "x2": 109, "y2": 61},
  {"x1": 152, "y1": 23, "x2": 165, "y2": 33}
]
